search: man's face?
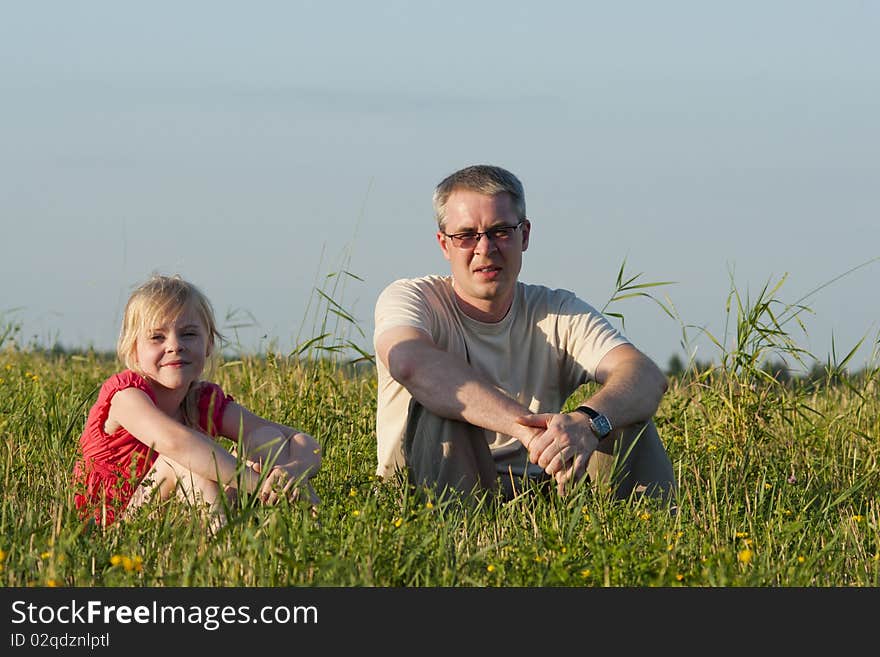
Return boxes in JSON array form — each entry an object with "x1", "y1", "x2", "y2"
[{"x1": 436, "y1": 189, "x2": 530, "y2": 322}]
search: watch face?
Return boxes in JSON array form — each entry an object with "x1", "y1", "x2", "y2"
[{"x1": 591, "y1": 415, "x2": 613, "y2": 438}]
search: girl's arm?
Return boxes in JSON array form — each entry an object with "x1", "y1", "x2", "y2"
[
  {"x1": 219, "y1": 401, "x2": 322, "y2": 480},
  {"x1": 109, "y1": 388, "x2": 261, "y2": 493}
]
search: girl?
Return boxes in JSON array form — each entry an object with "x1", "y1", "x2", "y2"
[{"x1": 73, "y1": 274, "x2": 321, "y2": 528}]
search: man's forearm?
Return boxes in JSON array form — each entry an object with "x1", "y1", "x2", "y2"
[
  {"x1": 584, "y1": 357, "x2": 667, "y2": 429},
  {"x1": 390, "y1": 343, "x2": 532, "y2": 441}
]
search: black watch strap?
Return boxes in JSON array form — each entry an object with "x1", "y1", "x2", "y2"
[
  {"x1": 574, "y1": 406, "x2": 613, "y2": 439},
  {"x1": 575, "y1": 405, "x2": 600, "y2": 420}
]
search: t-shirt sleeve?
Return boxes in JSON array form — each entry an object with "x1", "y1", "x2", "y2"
[
  {"x1": 374, "y1": 278, "x2": 434, "y2": 343},
  {"x1": 558, "y1": 294, "x2": 631, "y2": 380},
  {"x1": 198, "y1": 382, "x2": 234, "y2": 437}
]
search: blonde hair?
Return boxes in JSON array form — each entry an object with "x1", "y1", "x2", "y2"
[
  {"x1": 432, "y1": 164, "x2": 526, "y2": 230},
  {"x1": 117, "y1": 274, "x2": 222, "y2": 428}
]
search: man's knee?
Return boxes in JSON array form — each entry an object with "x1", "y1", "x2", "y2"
[
  {"x1": 603, "y1": 421, "x2": 676, "y2": 503},
  {"x1": 404, "y1": 401, "x2": 497, "y2": 496}
]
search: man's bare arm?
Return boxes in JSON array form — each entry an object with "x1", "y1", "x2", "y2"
[
  {"x1": 585, "y1": 343, "x2": 668, "y2": 428},
  {"x1": 519, "y1": 343, "x2": 668, "y2": 487},
  {"x1": 376, "y1": 325, "x2": 539, "y2": 446}
]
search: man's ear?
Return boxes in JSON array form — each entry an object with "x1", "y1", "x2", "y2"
[
  {"x1": 437, "y1": 231, "x2": 452, "y2": 262},
  {"x1": 521, "y1": 219, "x2": 531, "y2": 252}
]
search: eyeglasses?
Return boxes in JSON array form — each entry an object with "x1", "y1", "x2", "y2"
[{"x1": 442, "y1": 221, "x2": 526, "y2": 250}]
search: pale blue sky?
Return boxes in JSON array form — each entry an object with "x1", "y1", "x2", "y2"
[{"x1": 2, "y1": 1, "x2": 878, "y2": 370}]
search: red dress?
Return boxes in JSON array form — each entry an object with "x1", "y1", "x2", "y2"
[{"x1": 72, "y1": 370, "x2": 233, "y2": 526}]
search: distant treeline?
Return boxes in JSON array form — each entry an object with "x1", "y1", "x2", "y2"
[
  {"x1": 665, "y1": 353, "x2": 873, "y2": 386},
  {"x1": 5, "y1": 342, "x2": 376, "y2": 377},
  {"x1": 8, "y1": 341, "x2": 875, "y2": 388}
]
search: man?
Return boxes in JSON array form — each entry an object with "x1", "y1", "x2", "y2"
[{"x1": 374, "y1": 164, "x2": 675, "y2": 503}]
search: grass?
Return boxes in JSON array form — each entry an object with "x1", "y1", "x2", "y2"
[{"x1": 0, "y1": 266, "x2": 878, "y2": 587}]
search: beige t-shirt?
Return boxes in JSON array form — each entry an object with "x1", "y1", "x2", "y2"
[{"x1": 374, "y1": 275, "x2": 630, "y2": 477}]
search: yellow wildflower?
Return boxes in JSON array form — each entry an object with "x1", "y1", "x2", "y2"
[
  {"x1": 393, "y1": 517, "x2": 403, "y2": 528},
  {"x1": 676, "y1": 574, "x2": 684, "y2": 581},
  {"x1": 425, "y1": 501, "x2": 434, "y2": 510},
  {"x1": 116, "y1": 556, "x2": 144, "y2": 573},
  {"x1": 352, "y1": 510, "x2": 360, "y2": 518},
  {"x1": 738, "y1": 549, "x2": 753, "y2": 564},
  {"x1": 0, "y1": 549, "x2": 7, "y2": 562},
  {"x1": 797, "y1": 556, "x2": 805, "y2": 563},
  {"x1": 110, "y1": 555, "x2": 123, "y2": 566},
  {"x1": 580, "y1": 569, "x2": 591, "y2": 578},
  {"x1": 486, "y1": 564, "x2": 496, "y2": 573},
  {"x1": 47, "y1": 579, "x2": 59, "y2": 587}
]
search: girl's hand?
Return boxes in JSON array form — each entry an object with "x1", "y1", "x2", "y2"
[
  {"x1": 258, "y1": 466, "x2": 290, "y2": 506},
  {"x1": 257, "y1": 464, "x2": 320, "y2": 507}
]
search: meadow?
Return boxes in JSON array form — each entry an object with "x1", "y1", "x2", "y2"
[{"x1": 1, "y1": 272, "x2": 878, "y2": 587}]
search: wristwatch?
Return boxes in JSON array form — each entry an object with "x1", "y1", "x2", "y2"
[{"x1": 574, "y1": 406, "x2": 613, "y2": 440}]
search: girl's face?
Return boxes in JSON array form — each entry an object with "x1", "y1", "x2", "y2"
[{"x1": 134, "y1": 303, "x2": 210, "y2": 393}]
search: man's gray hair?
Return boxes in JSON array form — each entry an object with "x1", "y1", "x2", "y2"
[{"x1": 432, "y1": 164, "x2": 526, "y2": 229}]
